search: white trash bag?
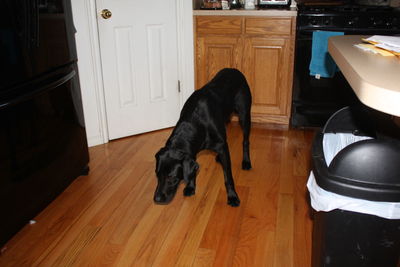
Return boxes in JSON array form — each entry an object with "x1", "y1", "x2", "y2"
[{"x1": 308, "y1": 132, "x2": 400, "y2": 220}]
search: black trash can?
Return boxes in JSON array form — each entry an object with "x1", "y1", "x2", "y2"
[{"x1": 309, "y1": 106, "x2": 400, "y2": 267}]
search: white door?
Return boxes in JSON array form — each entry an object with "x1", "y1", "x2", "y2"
[{"x1": 96, "y1": 0, "x2": 181, "y2": 140}]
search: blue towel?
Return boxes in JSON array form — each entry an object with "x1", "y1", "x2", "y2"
[{"x1": 309, "y1": 31, "x2": 344, "y2": 78}]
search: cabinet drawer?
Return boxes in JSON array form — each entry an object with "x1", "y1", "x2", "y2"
[
  {"x1": 245, "y1": 18, "x2": 292, "y2": 35},
  {"x1": 196, "y1": 16, "x2": 242, "y2": 35}
]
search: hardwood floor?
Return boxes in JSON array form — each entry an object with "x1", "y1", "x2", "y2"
[{"x1": 0, "y1": 123, "x2": 315, "y2": 266}]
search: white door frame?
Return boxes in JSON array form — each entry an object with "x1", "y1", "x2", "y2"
[{"x1": 71, "y1": 0, "x2": 195, "y2": 146}]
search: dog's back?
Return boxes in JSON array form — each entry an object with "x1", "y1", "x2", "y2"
[{"x1": 180, "y1": 68, "x2": 250, "y2": 123}]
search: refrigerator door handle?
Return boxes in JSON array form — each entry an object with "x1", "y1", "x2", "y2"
[{"x1": 0, "y1": 69, "x2": 76, "y2": 109}]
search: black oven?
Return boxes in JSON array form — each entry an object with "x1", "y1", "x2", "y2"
[{"x1": 291, "y1": 4, "x2": 400, "y2": 128}]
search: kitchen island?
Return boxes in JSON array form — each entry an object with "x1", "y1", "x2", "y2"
[{"x1": 328, "y1": 35, "x2": 400, "y2": 117}]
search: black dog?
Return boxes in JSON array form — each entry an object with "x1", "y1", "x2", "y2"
[{"x1": 154, "y1": 68, "x2": 252, "y2": 207}]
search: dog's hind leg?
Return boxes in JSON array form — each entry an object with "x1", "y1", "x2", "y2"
[
  {"x1": 235, "y1": 90, "x2": 252, "y2": 170},
  {"x1": 239, "y1": 111, "x2": 252, "y2": 170},
  {"x1": 216, "y1": 142, "x2": 240, "y2": 207}
]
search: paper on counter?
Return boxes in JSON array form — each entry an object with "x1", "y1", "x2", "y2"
[
  {"x1": 363, "y1": 35, "x2": 400, "y2": 55},
  {"x1": 375, "y1": 43, "x2": 400, "y2": 54},
  {"x1": 354, "y1": 43, "x2": 395, "y2": 56},
  {"x1": 365, "y1": 35, "x2": 400, "y2": 48}
]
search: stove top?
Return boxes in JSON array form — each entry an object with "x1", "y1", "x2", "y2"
[
  {"x1": 297, "y1": 3, "x2": 400, "y2": 30},
  {"x1": 298, "y1": 3, "x2": 395, "y2": 13}
]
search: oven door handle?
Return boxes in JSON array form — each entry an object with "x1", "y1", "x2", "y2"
[{"x1": 297, "y1": 36, "x2": 312, "y2": 41}]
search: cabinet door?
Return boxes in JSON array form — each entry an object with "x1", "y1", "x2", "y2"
[
  {"x1": 196, "y1": 35, "x2": 242, "y2": 88},
  {"x1": 242, "y1": 37, "x2": 292, "y2": 124}
]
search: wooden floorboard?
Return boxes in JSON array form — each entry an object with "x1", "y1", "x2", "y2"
[{"x1": 0, "y1": 123, "x2": 315, "y2": 266}]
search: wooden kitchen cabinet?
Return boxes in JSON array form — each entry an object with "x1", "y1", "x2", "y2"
[
  {"x1": 194, "y1": 15, "x2": 296, "y2": 126},
  {"x1": 196, "y1": 35, "x2": 242, "y2": 87}
]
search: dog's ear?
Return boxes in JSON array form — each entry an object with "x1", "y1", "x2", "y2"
[
  {"x1": 155, "y1": 147, "x2": 168, "y2": 173},
  {"x1": 155, "y1": 147, "x2": 186, "y2": 173},
  {"x1": 157, "y1": 147, "x2": 184, "y2": 161},
  {"x1": 155, "y1": 147, "x2": 165, "y2": 159},
  {"x1": 182, "y1": 156, "x2": 199, "y2": 183}
]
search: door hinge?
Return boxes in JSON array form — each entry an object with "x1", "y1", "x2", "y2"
[{"x1": 178, "y1": 80, "x2": 181, "y2": 93}]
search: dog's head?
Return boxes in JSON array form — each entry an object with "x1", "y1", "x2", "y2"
[{"x1": 154, "y1": 147, "x2": 198, "y2": 204}]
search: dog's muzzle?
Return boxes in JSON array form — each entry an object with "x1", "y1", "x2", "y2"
[
  {"x1": 153, "y1": 192, "x2": 169, "y2": 204},
  {"x1": 153, "y1": 183, "x2": 178, "y2": 204}
]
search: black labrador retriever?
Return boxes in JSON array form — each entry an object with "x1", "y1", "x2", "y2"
[{"x1": 154, "y1": 68, "x2": 252, "y2": 207}]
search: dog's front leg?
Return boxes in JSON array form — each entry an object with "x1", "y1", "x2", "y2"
[
  {"x1": 183, "y1": 176, "x2": 196, "y2": 196},
  {"x1": 183, "y1": 157, "x2": 198, "y2": 197},
  {"x1": 217, "y1": 143, "x2": 240, "y2": 207}
]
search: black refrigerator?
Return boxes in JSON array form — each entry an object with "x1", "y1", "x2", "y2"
[{"x1": 0, "y1": 0, "x2": 89, "y2": 246}]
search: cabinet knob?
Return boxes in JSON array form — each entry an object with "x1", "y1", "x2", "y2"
[{"x1": 101, "y1": 9, "x2": 112, "y2": 19}]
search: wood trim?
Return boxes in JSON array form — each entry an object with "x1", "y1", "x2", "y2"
[
  {"x1": 71, "y1": 0, "x2": 109, "y2": 146},
  {"x1": 176, "y1": 0, "x2": 196, "y2": 106},
  {"x1": 251, "y1": 113, "x2": 290, "y2": 127},
  {"x1": 285, "y1": 16, "x2": 296, "y2": 120}
]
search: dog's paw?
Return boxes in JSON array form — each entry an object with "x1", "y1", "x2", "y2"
[
  {"x1": 242, "y1": 160, "x2": 252, "y2": 170},
  {"x1": 227, "y1": 196, "x2": 240, "y2": 207},
  {"x1": 183, "y1": 186, "x2": 195, "y2": 197}
]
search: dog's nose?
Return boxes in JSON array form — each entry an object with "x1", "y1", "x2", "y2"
[{"x1": 154, "y1": 193, "x2": 166, "y2": 203}]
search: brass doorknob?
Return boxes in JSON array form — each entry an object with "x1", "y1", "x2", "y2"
[{"x1": 101, "y1": 9, "x2": 112, "y2": 19}]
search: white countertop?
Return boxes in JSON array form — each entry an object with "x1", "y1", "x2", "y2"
[
  {"x1": 328, "y1": 35, "x2": 400, "y2": 117},
  {"x1": 193, "y1": 8, "x2": 297, "y2": 17}
]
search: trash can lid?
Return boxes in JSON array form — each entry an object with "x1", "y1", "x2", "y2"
[{"x1": 313, "y1": 133, "x2": 400, "y2": 202}]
